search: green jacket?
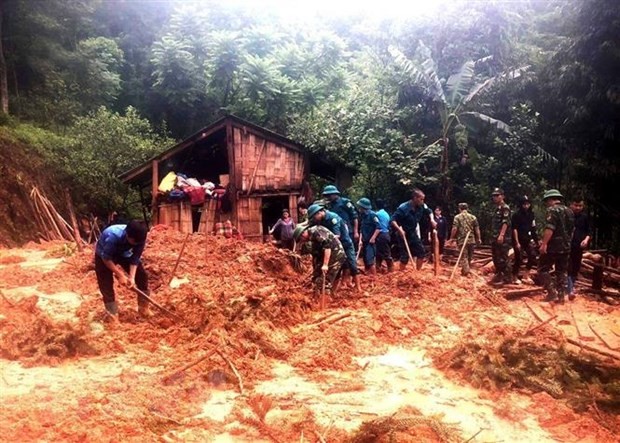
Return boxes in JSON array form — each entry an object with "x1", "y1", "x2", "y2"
[{"x1": 544, "y1": 204, "x2": 574, "y2": 254}]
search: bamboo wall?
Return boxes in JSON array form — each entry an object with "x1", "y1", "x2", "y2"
[
  {"x1": 158, "y1": 202, "x2": 192, "y2": 233},
  {"x1": 232, "y1": 127, "x2": 306, "y2": 193},
  {"x1": 236, "y1": 196, "x2": 263, "y2": 238}
]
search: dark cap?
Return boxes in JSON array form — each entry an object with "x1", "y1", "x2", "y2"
[
  {"x1": 519, "y1": 195, "x2": 530, "y2": 204},
  {"x1": 491, "y1": 187, "x2": 504, "y2": 196}
]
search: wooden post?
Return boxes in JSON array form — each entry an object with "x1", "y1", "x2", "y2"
[
  {"x1": 592, "y1": 263, "x2": 603, "y2": 291},
  {"x1": 151, "y1": 160, "x2": 159, "y2": 225},
  {"x1": 247, "y1": 139, "x2": 267, "y2": 195},
  {"x1": 226, "y1": 120, "x2": 239, "y2": 230}
]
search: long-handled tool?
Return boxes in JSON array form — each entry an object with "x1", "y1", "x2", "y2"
[
  {"x1": 450, "y1": 231, "x2": 471, "y2": 281},
  {"x1": 131, "y1": 286, "x2": 183, "y2": 321},
  {"x1": 432, "y1": 229, "x2": 440, "y2": 276},
  {"x1": 355, "y1": 236, "x2": 363, "y2": 261},
  {"x1": 320, "y1": 272, "x2": 327, "y2": 310},
  {"x1": 168, "y1": 232, "x2": 190, "y2": 286},
  {"x1": 400, "y1": 230, "x2": 416, "y2": 272}
]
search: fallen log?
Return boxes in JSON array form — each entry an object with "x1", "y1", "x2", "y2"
[
  {"x1": 503, "y1": 287, "x2": 544, "y2": 300},
  {"x1": 566, "y1": 338, "x2": 620, "y2": 361}
]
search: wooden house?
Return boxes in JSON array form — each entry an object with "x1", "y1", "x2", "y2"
[{"x1": 120, "y1": 115, "x2": 351, "y2": 240}]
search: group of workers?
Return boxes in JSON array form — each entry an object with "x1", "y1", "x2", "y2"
[
  {"x1": 92, "y1": 184, "x2": 591, "y2": 322},
  {"x1": 293, "y1": 185, "x2": 591, "y2": 305}
]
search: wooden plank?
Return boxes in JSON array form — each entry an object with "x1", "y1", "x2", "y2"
[
  {"x1": 570, "y1": 307, "x2": 596, "y2": 342},
  {"x1": 589, "y1": 324, "x2": 619, "y2": 350}
]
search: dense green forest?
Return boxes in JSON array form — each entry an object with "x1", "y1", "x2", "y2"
[{"x1": 0, "y1": 0, "x2": 618, "y2": 249}]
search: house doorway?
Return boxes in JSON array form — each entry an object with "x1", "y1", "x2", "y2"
[{"x1": 261, "y1": 196, "x2": 290, "y2": 241}]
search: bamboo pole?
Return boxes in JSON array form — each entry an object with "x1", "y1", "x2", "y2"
[
  {"x1": 450, "y1": 231, "x2": 471, "y2": 281},
  {"x1": 65, "y1": 190, "x2": 83, "y2": 252}
]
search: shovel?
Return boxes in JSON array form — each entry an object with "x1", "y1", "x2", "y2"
[
  {"x1": 400, "y1": 229, "x2": 416, "y2": 272},
  {"x1": 131, "y1": 285, "x2": 183, "y2": 321}
]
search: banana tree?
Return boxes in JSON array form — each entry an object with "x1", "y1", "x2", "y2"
[{"x1": 389, "y1": 41, "x2": 527, "y2": 200}]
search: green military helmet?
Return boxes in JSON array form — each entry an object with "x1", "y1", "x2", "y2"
[
  {"x1": 322, "y1": 185, "x2": 341, "y2": 196},
  {"x1": 543, "y1": 189, "x2": 563, "y2": 200},
  {"x1": 356, "y1": 197, "x2": 372, "y2": 210},
  {"x1": 307, "y1": 203, "x2": 324, "y2": 219},
  {"x1": 293, "y1": 222, "x2": 309, "y2": 241}
]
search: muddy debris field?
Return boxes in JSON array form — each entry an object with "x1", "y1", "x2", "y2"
[{"x1": 0, "y1": 226, "x2": 619, "y2": 442}]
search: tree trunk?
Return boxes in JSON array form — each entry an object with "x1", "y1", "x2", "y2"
[{"x1": 0, "y1": 1, "x2": 9, "y2": 114}]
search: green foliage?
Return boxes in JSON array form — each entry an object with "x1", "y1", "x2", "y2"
[
  {"x1": 0, "y1": 0, "x2": 618, "y2": 247},
  {"x1": 442, "y1": 329, "x2": 620, "y2": 423},
  {"x1": 60, "y1": 107, "x2": 173, "y2": 213}
]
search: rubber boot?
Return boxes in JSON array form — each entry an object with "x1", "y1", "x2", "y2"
[
  {"x1": 104, "y1": 301, "x2": 120, "y2": 325},
  {"x1": 387, "y1": 259, "x2": 394, "y2": 273}
]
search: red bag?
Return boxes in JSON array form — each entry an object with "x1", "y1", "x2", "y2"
[{"x1": 186, "y1": 186, "x2": 205, "y2": 206}]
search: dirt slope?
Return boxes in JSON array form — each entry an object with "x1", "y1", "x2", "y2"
[{"x1": 0, "y1": 127, "x2": 65, "y2": 247}]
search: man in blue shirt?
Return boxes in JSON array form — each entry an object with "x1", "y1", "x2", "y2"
[
  {"x1": 95, "y1": 220, "x2": 150, "y2": 321},
  {"x1": 322, "y1": 185, "x2": 359, "y2": 247},
  {"x1": 375, "y1": 199, "x2": 394, "y2": 272},
  {"x1": 307, "y1": 203, "x2": 360, "y2": 292},
  {"x1": 356, "y1": 198, "x2": 381, "y2": 278},
  {"x1": 391, "y1": 189, "x2": 436, "y2": 271}
]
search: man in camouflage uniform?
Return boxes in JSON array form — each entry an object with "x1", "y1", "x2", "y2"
[
  {"x1": 307, "y1": 203, "x2": 360, "y2": 291},
  {"x1": 449, "y1": 203, "x2": 481, "y2": 276},
  {"x1": 489, "y1": 188, "x2": 513, "y2": 285},
  {"x1": 538, "y1": 189, "x2": 574, "y2": 303},
  {"x1": 322, "y1": 185, "x2": 359, "y2": 247},
  {"x1": 294, "y1": 224, "x2": 345, "y2": 297}
]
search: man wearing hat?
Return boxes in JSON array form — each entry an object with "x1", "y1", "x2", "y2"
[
  {"x1": 511, "y1": 195, "x2": 540, "y2": 281},
  {"x1": 449, "y1": 203, "x2": 481, "y2": 276},
  {"x1": 489, "y1": 188, "x2": 513, "y2": 285},
  {"x1": 356, "y1": 198, "x2": 381, "y2": 277},
  {"x1": 307, "y1": 203, "x2": 360, "y2": 291},
  {"x1": 538, "y1": 189, "x2": 574, "y2": 303},
  {"x1": 322, "y1": 185, "x2": 359, "y2": 247},
  {"x1": 293, "y1": 224, "x2": 346, "y2": 298}
]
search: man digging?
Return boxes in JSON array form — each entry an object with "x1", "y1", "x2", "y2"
[
  {"x1": 94, "y1": 220, "x2": 152, "y2": 322},
  {"x1": 293, "y1": 224, "x2": 346, "y2": 300}
]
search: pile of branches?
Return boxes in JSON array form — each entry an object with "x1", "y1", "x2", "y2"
[
  {"x1": 438, "y1": 330, "x2": 620, "y2": 417},
  {"x1": 348, "y1": 410, "x2": 463, "y2": 443}
]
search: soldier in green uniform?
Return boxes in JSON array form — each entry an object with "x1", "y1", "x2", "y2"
[
  {"x1": 449, "y1": 203, "x2": 481, "y2": 276},
  {"x1": 538, "y1": 189, "x2": 574, "y2": 303},
  {"x1": 293, "y1": 224, "x2": 346, "y2": 297},
  {"x1": 489, "y1": 188, "x2": 513, "y2": 285},
  {"x1": 307, "y1": 203, "x2": 360, "y2": 291}
]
